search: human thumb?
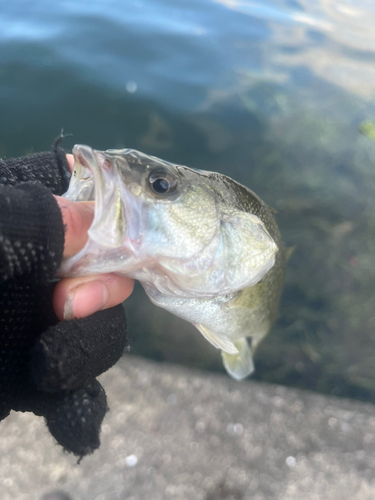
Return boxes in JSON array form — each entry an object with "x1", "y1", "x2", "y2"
[{"x1": 54, "y1": 197, "x2": 95, "y2": 258}]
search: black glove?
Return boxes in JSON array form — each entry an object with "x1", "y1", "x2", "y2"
[{"x1": 0, "y1": 144, "x2": 128, "y2": 457}]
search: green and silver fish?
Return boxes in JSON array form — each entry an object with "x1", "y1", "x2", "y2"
[{"x1": 59, "y1": 145, "x2": 286, "y2": 380}]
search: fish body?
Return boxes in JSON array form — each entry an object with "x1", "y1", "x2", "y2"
[{"x1": 59, "y1": 145, "x2": 286, "y2": 380}]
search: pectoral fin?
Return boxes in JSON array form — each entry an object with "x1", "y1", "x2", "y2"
[
  {"x1": 194, "y1": 324, "x2": 239, "y2": 355},
  {"x1": 221, "y1": 338, "x2": 254, "y2": 380}
]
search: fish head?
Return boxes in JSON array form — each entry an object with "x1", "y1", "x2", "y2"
[
  {"x1": 60, "y1": 145, "x2": 220, "y2": 280},
  {"x1": 59, "y1": 145, "x2": 278, "y2": 296}
]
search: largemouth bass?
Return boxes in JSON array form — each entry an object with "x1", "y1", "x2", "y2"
[{"x1": 59, "y1": 145, "x2": 286, "y2": 380}]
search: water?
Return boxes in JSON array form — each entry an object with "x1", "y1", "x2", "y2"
[{"x1": 1, "y1": 0, "x2": 375, "y2": 402}]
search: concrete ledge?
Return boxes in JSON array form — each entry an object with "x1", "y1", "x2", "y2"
[{"x1": 1, "y1": 356, "x2": 375, "y2": 499}]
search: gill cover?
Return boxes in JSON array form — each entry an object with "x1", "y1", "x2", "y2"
[
  {"x1": 218, "y1": 210, "x2": 277, "y2": 290},
  {"x1": 158, "y1": 207, "x2": 278, "y2": 295}
]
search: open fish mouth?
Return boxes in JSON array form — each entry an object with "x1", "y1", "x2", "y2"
[
  {"x1": 58, "y1": 145, "x2": 146, "y2": 277},
  {"x1": 63, "y1": 145, "x2": 96, "y2": 202},
  {"x1": 67, "y1": 144, "x2": 121, "y2": 203},
  {"x1": 65, "y1": 145, "x2": 134, "y2": 250}
]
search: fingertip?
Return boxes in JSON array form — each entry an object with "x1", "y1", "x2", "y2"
[
  {"x1": 66, "y1": 153, "x2": 75, "y2": 173},
  {"x1": 53, "y1": 274, "x2": 135, "y2": 321}
]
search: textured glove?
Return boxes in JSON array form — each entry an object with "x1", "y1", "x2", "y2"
[{"x1": 0, "y1": 145, "x2": 128, "y2": 457}]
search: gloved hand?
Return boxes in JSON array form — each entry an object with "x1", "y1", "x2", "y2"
[
  {"x1": 2, "y1": 276, "x2": 128, "y2": 457},
  {"x1": 0, "y1": 143, "x2": 133, "y2": 457}
]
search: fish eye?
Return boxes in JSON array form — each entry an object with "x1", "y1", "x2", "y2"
[{"x1": 148, "y1": 168, "x2": 178, "y2": 196}]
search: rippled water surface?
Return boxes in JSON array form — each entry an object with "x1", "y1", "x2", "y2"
[{"x1": 2, "y1": 0, "x2": 375, "y2": 402}]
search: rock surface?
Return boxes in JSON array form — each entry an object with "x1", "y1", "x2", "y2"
[{"x1": 1, "y1": 356, "x2": 375, "y2": 500}]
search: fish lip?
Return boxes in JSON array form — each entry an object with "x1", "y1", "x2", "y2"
[
  {"x1": 72, "y1": 145, "x2": 125, "y2": 180},
  {"x1": 72, "y1": 144, "x2": 97, "y2": 170}
]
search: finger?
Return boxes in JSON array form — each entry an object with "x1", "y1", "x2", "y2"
[
  {"x1": 21, "y1": 379, "x2": 108, "y2": 457},
  {"x1": 53, "y1": 273, "x2": 135, "y2": 321},
  {"x1": 30, "y1": 305, "x2": 128, "y2": 391},
  {"x1": 46, "y1": 379, "x2": 108, "y2": 457},
  {"x1": 66, "y1": 153, "x2": 74, "y2": 173},
  {"x1": 54, "y1": 196, "x2": 95, "y2": 258}
]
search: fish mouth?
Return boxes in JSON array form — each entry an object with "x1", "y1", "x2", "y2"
[
  {"x1": 71, "y1": 144, "x2": 131, "y2": 195},
  {"x1": 73, "y1": 144, "x2": 116, "y2": 179},
  {"x1": 73, "y1": 144, "x2": 96, "y2": 172},
  {"x1": 57, "y1": 145, "x2": 144, "y2": 277},
  {"x1": 61, "y1": 145, "x2": 96, "y2": 202},
  {"x1": 67, "y1": 144, "x2": 119, "y2": 202},
  {"x1": 67, "y1": 145, "x2": 143, "y2": 252}
]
